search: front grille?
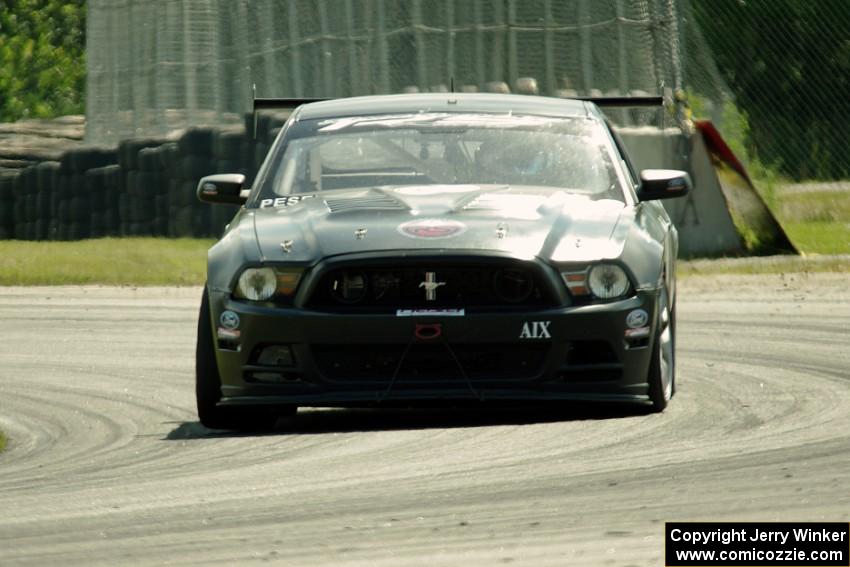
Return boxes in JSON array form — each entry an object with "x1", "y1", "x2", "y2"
[
  {"x1": 312, "y1": 343, "x2": 549, "y2": 383},
  {"x1": 566, "y1": 340, "x2": 618, "y2": 366},
  {"x1": 307, "y1": 260, "x2": 558, "y2": 312}
]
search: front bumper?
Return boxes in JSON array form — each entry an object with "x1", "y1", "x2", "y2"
[{"x1": 208, "y1": 288, "x2": 661, "y2": 407}]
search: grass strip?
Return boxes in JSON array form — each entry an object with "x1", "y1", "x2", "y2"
[
  {"x1": 680, "y1": 254, "x2": 850, "y2": 277},
  {"x1": 0, "y1": 236, "x2": 847, "y2": 286},
  {"x1": 0, "y1": 238, "x2": 214, "y2": 286},
  {"x1": 769, "y1": 188, "x2": 850, "y2": 255},
  {"x1": 781, "y1": 221, "x2": 850, "y2": 255}
]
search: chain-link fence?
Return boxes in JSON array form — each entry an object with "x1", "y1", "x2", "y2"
[
  {"x1": 5, "y1": 1, "x2": 844, "y2": 244},
  {"x1": 85, "y1": 0, "x2": 687, "y2": 143},
  {"x1": 85, "y1": 0, "x2": 849, "y2": 183}
]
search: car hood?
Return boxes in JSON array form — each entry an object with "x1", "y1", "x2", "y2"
[{"x1": 251, "y1": 185, "x2": 629, "y2": 264}]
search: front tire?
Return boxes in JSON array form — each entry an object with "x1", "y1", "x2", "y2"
[
  {"x1": 196, "y1": 286, "x2": 287, "y2": 431},
  {"x1": 647, "y1": 288, "x2": 675, "y2": 412}
]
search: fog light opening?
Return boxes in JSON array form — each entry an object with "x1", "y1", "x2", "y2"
[
  {"x1": 624, "y1": 326, "x2": 651, "y2": 350},
  {"x1": 256, "y1": 345, "x2": 295, "y2": 367},
  {"x1": 248, "y1": 371, "x2": 303, "y2": 384},
  {"x1": 216, "y1": 327, "x2": 241, "y2": 351}
]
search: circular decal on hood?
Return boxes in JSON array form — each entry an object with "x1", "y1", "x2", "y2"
[{"x1": 398, "y1": 219, "x2": 467, "y2": 239}]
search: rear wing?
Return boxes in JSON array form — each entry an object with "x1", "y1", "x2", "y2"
[
  {"x1": 576, "y1": 95, "x2": 663, "y2": 108},
  {"x1": 250, "y1": 94, "x2": 665, "y2": 137},
  {"x1": 253, "y1": 98, "x2": 329, "y2": 112},
  {"x1": 252, "y1": 97, "x2": 329, "y2": 139},
  {"x1": 578, "y1": 95, "x2": 667, "y2": 128}
]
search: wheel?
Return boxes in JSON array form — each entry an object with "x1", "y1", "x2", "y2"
[
  {"x1": 647, "y1": 287, "x2": 675, "y2": 412},
  {"x1": 196, "y1": 286, "x2": 290, "y2": 431}
]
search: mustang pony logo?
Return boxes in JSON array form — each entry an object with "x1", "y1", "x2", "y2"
[
  {"x1": 398, "y1": 219, "x2": 466, "y2": 239},
  {"x1": 419, "y1": 272, "x2": 446, "y2": 301}
]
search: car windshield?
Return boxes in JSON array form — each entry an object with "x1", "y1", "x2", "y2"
[{"x1": 253, "y1": 112, "x2": 624, "y2": 204}]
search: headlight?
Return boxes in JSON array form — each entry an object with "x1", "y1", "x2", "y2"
[
  {"x1": 587, "y1": 264, "x2": 631, "y2": 299},
  {"x1": 234, "y1": 267, "x2": 302, "y2": 301},
  {"x1": 236, "y1": 268, "x2": 277, "y2": 300}
]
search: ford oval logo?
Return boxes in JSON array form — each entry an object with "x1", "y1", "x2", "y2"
[
  {"x1": 626, "y1": 309, "x2": 649, "y2": 329},
  {"x1": 219, "y1": 310, "x2": 240, "y2": 330},
  {"x1": 398, "y1": 219, "x2": 466, "y2": 239}
]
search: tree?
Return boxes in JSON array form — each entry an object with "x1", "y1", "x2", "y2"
[
  {"x1": 693, "y1": 0, "x2": 850, "y2": 180},
  {"x1": 0, "y1": 0, "x2": 86, "y2": 122}
]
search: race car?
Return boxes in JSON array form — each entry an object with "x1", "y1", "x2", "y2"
[{"x1": 195, "y1": 93, "x2": 691, "y2": 430}]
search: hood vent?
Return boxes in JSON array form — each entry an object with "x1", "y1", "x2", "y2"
[
  {"x1": 464, "y1": 193, "x2": 547, "y2": 214},
  {"x1": 464, "y1": 194, "x2": 504, "y2": 210},
  {"x1": 325, "y1": 195, "x2": 407, "y2": 213}
]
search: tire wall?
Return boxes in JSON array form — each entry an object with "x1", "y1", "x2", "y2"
[{"x1": 0, "y1": 113, "x2": 277, "y2": 241}]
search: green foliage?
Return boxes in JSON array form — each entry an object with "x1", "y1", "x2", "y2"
[
  {"x1": 0, "y1": 0, "x2": 86, "y2": 122},
  {"x1": 686, "y1": 90, "x2": 783, "y2": 209},
  {"x1": 693, "y1": 0, "x2": 850, "y2": 181},
  {"x1": 729, "y1": 114, "x2": 784, "y2": 212}
]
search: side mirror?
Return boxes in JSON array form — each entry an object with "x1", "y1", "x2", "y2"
[
  {"x1": 637, "y1": 169, "x2": 691, "y2": 201},
  {"x1": 197, "y1": 173, "x2": 249, "y2": 205}
]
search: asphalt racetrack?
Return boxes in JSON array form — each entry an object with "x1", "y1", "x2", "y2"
[{"x1": 1, "y1": 274, "x2": 849, "y2": 566}]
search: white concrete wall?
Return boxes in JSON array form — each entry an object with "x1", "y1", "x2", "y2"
[{"x1": 617, "y1": 126, "x2": 744, "y2": 257}]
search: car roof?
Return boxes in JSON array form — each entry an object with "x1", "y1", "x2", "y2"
[{"x1": 294, "y1": 93, "x2": 595, "y2": 121}]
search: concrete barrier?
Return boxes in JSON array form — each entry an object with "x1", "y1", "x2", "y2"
[{"x1": 617, "y1": 124, "x2": 795, "y2": 257}]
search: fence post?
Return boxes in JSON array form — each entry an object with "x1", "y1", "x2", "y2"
[
  {"x1": 507, "y1": 0, "x2": 518, "y2": 89},
  {"x1": 318, "y1": 0, "x2": 335, "y2": 96},
  {"x1": 666, "y1": 0, "x2": 683, "y2": 93},
  {"x1": 493, "y1": 0, "x2": 505, "y2": 85},
  {"x1": 445, "y1": 0, "x2": 455, "y2": 87},
  {"x1": 109, "y1": 3, "x2": 123, "y2": 137},
  {"x1": 287, "y1": 1, "x2": 303, "y2": 97},
  {"x1": 132, "y1": 2, "x2": 146, "y2": 135},
  {"x1": 544, "y1": 0, "x2": 555, "y2": 95},
  {"x1": 345, "y1": 0, "x2": 359, "y2": 96},
  {"x1": 474, "y1": 0, "x2": 485, "y2": 85},
  {"x1": 412, "y1": 0, "x2": 428, "y2": 89},
  {"x1": 259, "y1": 1, "x2": 276, "y2": 99},
  {"x1": 615, "y1": 0, "x2": 629, "y2": 95},
  {"x1": 375, "y1": 0, "x2": 390, "y2": 93},
  {"x1": 233, "y1": 1, "x2": 250, "y2": 108},
  {"x1": 578, "y1": 0, "x2": 594, "y2": 92}
]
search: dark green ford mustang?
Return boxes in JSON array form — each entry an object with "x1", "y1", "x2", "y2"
[{"x1": 195, "y1": 93, "x2": 691, "y2": 430}]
